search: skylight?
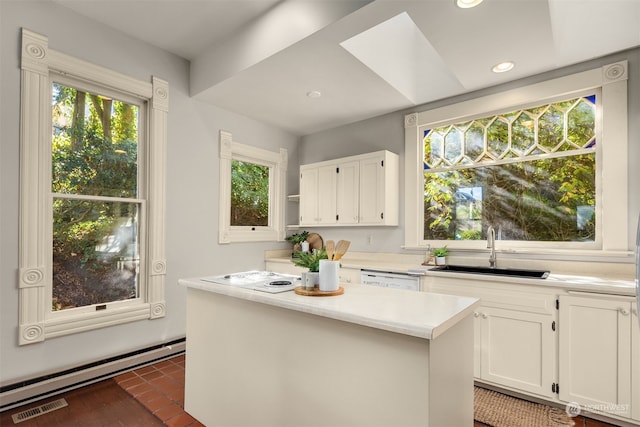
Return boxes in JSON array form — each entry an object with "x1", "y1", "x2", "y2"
[{"x1": 339, "y1": 12, "x2": 463, "y2": 104}]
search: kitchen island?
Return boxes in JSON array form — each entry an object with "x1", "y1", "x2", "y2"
[{"x1": 179, "y1": 276, "x2": 480, "y2": 427}]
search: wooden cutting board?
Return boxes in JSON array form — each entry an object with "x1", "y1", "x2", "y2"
[{"x1": 306, "y1": 233, "x2": 323, "y2": 251}]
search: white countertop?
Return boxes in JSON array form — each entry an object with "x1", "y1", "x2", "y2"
[
  {"x1": 266, "y1": 254, "x2": 637, "y2": 297},
  {"x1": 417, "y1": 268, "x2": 636, "y2": 296},
  {"x1": 179, "y1": 276, "x2": 480, "y2": 340}
]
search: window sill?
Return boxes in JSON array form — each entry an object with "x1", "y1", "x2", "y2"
[
  {"x1": 403, "y1": 245, "x2": 633, "y2": 263},
  {"x1": 20, "y1": 303, "x2": 159, "y2": 345}
]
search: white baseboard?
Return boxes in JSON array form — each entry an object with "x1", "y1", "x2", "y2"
[{"x1": 0, "y1": 339, "x2": 186, "y2": 412}]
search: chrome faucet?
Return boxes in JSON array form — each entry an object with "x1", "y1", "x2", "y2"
[{"x1": 487, "y1": 226, "x2": 497, "y2": 268}]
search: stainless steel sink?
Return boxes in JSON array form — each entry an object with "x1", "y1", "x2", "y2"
[{"x1": 429, "y1": 265, "x2": 550, "y2": 279}]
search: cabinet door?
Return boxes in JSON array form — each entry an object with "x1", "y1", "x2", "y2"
[
  {"x1": 336, "y1": 160, "x2": 359, "y2": 224},
  {"x1": 300, "y1": 165, "x2": 337, "y2": 225},
  {"x1": 480, "y1": 307, "x2": 555, "y2": 398},
  {"x1": 359, "y1": 156, "x2": 384, "y2": 224},
  {"x1": 299, "y1": 167, "x2": 319, "y2": 225},
  {"x1": 559, "y1": 295, "x2": 632, "y2": 418},
  {"x1": 316, "y1": 165, "x2": 337, "y2": 225}
]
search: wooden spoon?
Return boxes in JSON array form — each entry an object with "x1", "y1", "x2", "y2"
[
  {"x1": 333, "y1": 240, "x2": 351, "y2": 261},
  {"x1": 325, "y1": 240, "x2": 335, "y2": 261}
]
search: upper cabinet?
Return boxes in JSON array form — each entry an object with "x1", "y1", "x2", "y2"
[{"x1": 299, "y1": 150, "x2": 399, "y2": 227}]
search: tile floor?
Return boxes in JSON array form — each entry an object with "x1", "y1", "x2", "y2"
[
  {"x1": 1, "y1": 352, "x2": 622, "y2": 426},
  {"x1": 118, "y1": 354, "x2": 618, "y2": 427},
  {"x1": 114, "y1": 354, "x2": 203, "y2": 427}
]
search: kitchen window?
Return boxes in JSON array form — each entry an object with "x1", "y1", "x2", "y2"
[
  {"x1": 18, "y1": 29, "x2": 168, "y2": 344},
  {"x1": 218, "y1": 130, "x2": 287, "y2": 243},
  {"x1": 404, "y1": 61, "x2": 629, "y2": 253},
  {"x1": 423, "y1": 94, "x2": 596, "y2": 243}
]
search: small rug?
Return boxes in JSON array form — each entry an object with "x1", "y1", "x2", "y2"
[{"x1": 474, "y1": 387, "x2": 575, "y2": 427}]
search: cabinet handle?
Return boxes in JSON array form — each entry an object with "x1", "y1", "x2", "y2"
[
  {"x1": 482, "y1": 313, "x2": 488, "y2": 319},
  {"x1": 473, "y1": 312, "x2": 480, "y2": 318},
  {"x1": 619, "y1": 308, "x2": 629, "y2": 316}
]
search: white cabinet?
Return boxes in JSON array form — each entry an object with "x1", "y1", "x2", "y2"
[
  {"x1": 426, "y1": 279, "x2": 557, "y2": 399},
  {"x1": 300, "y1": 164, "x2": 337, "y2": 225},
  {"x1": 477, "y1": 306, "x2": 555, "y2": 397},
  {"x1": 336, "y1": 160, "x2": 359, "y2": 225},
  {"x1": 425, "y1": 277, "x2": 639, "y2": 424},
  {"x1": 358, "y1": 154, "x2": 394, "y2": 225},
  {"x1": 559, "y1": 294, "x2": 635, "y2": 419},
  {"x1": 299, "y1": 151, "x2": 398, "y2": 227}
]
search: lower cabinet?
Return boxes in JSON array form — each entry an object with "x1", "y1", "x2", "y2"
[
  {"x1": 269, "y1": 262, "x2": 640, "y2": 423},
  {"x1": 477, "y1": 306, "x2": 556, "y2": 397},
  {"x1": 427, "y1": 279, "x2": 557, "y2": 399},
  {"x1": 558, "y1": 294, "x2": 637, "y2": 420}
]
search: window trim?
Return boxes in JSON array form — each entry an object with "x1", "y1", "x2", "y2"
[
  {"x1": 404, "y1": 61, "x2": 629, "y2": 254},
  {"x1": 18, "y1": 28, "x2": 168, "y2": 345},
  {"x1": 218, "y1": 130, "x2": 287, "y2": 243}
]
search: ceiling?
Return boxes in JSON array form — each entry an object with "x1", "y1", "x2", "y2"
[{"x1": 52, "y1": 0, "x2": 640, "y2": 136}]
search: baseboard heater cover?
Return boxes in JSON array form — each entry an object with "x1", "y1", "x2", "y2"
[{"x1": 0, "y1": 337, "x2": 185, "y2": 411}]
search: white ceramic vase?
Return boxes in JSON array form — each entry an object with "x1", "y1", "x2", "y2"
[{"x1": 301, "y1": 271, "x2": 319, "y2": 290}]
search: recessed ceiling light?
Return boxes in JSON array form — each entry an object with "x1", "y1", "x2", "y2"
[
  {"x1": 306, "y1": 90, "x2": 322, "y2": 98},
  {"x1": 456, "y1": 0, "x2": 483, "y2": 9},
  {"x1": 492, "y1": 61, "x2": 515, "y2": 73}
]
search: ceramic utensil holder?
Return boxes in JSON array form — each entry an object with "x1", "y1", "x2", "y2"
[{"x1": 319, "y1": 260, "x2": 340, "y2": 292}]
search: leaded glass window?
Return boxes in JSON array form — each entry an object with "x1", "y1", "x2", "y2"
[{"x1": 423, "y1": 95, "x2": 596, "y2": 242}]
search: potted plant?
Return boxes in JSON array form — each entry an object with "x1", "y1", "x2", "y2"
[
  {"x1": 292, "y1": 248, "x2": 327, "y2": 289},
  {"x1": 286, "y1": 231, "x2": 309, "y2": 255},
  {"x1": 433, "y1": 246, "x2": 449, "y2": 266}
]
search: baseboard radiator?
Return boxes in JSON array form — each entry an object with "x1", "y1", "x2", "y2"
[{"x1": 0, "y1": 337, "x2": 186, "y2": 412}]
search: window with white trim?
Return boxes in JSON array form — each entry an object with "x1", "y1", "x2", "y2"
[
  {"x1": 218, "y1": 130, "x2": 287, "y2": 243},
  {"x1": 404, "y1": 61, "x2": 629, "y2": 253},
  {"x1": 19, "y1": 29, "x2": 168, "y2": 344}
]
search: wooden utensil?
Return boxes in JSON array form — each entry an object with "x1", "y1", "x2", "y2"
[
  {"x1": 325, "y1": 240, "x2": 335, "y2": 261},
  {"x1": 333, "y1": 240, "x2": 351, "y2": 261}
]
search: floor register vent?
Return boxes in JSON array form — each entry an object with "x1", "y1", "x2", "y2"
[{"x1": 11, "y1": 398, "x2": 68, "y2": 423}]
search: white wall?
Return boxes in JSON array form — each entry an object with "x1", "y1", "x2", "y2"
[
  {"x1": 300, "y1": 48, "x2": 640, "y2": 254},
  {"x1": 0, "y1": 1, "x2": 298, "y2": 383}
]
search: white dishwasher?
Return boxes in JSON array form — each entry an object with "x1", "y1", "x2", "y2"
[{"x1": 360, "y1": 269, "x2": 420, "y2": 291}]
